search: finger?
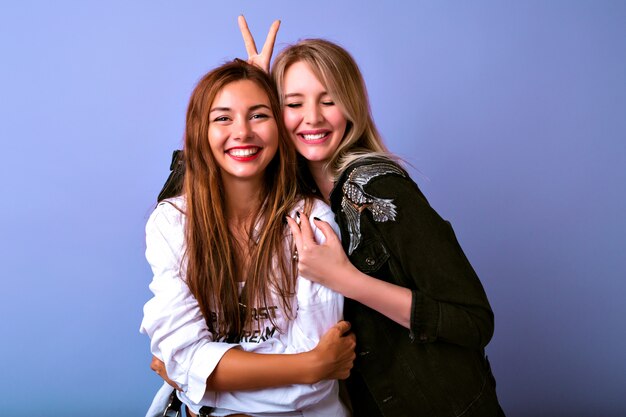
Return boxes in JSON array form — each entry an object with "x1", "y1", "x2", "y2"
[
  {"x1": 298, "y1": 212, "x2": 316, "y2": 246},
  {"x1": 334, "y1": 320, "x2": 352, "y2": 335},
  {"x1": 285, "y1": 215, "x2": 303, "y2": 253},
  {"x1": 150, "y1": 356, "x2": 160, "y2": 372},
  {"x1": 312, "y1": 218, "x2": 342, "y2": 246},
  {"x1": 166, "y1": 377, "x2": 182, "y2": 391},
  {"x1": 237, "y1": 15, "x2": 258, "y2": 57},
  {"x1": 260, "y1": 20, "x2": 280, "y2": 60}
]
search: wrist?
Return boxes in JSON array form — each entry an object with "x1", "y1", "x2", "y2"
[
  {"x1": 335, "y1": 264, "x2": 366, "y2": 299},
  {"x1": 299, "y1": 350, "x2": 322, "y2": 384}
]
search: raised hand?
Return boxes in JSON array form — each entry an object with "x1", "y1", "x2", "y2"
[
  {"x1": 237, "y1": 15, "x2": 280, "y2": 73},
  {"x1": 286, "y1": 211, "x2": 358, "y2": 291}
]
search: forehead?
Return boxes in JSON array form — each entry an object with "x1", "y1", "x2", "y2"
[
  {"x1": 211, "y1": 79, "x2": 270, "y2": 107},
  {"x1": 283, "y1": 61, "x2": 326, "y2": 91}
]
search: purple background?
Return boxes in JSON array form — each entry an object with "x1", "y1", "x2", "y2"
[{"x1": 1, "y1": 1, "x2": 624, "y2": 416}]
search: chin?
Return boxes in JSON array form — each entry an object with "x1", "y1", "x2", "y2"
[{"x1": 297, "y1": 150, "x2": 330, "y2": 163}]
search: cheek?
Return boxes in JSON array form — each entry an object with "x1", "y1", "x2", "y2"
[
  {"x1": 207, "y1": 128, "x2": 219, "y2": 147},
  {"x1": 327, "y1": 110, "x2": 348, "y2": 134},
  {"x1": 207, "y1": 126, "x2": 227, "y2": 156},
  {"x1": 282, "y1": 110, "x2": 300, "y2": 134},
  {"x1": 207, "y1": 127, "x2": 216, "y2": 147},
  {"x1": 266, "y1": 125, "x2": 280, "y2": 150}
]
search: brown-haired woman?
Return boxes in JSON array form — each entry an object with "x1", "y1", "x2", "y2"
[{"x1": 140, "y1": 59, "x2": 355, "y2": 417}]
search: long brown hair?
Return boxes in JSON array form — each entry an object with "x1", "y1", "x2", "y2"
[
  {"x1": 183, "y1": 59, "x2": 300, "y2": 339},
  {"x1": 272, "y1": 39, "x2": 393, "y2": 180}
]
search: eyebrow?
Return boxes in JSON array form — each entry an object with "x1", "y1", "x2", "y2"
[
  {"x1": 209, "y1": 104, "x2": 272, "y2": 113},
  {"x1": 283, "y1": 92, "x2": 329, "y2": 99}
]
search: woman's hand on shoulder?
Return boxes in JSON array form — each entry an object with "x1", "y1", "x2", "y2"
[
  {"x1": 286, "y1": 211, "x2": 357, "y2": 291},
  {"x1": 238, "y1": 15, "x2": 280, "y2": 73}
]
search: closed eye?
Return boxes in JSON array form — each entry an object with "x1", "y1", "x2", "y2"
[{"x1": 286, "y1": 103, "x2": 302, "y2": 108}]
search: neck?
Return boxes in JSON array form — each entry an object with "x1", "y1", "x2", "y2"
[
  {"x1": 307, "y1": 160, "x2": 334, "y2": 204},
  {"x1": 222, "y1": 175, "x2": 264, "y2": 226}
]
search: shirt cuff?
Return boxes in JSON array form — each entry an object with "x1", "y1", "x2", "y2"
[{"x1": 185, "y1": 342, "x2": 239, "y2": 404}]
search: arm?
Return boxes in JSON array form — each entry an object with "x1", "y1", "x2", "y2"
[
  {"x1": 287, "y1": 212, "x2": 412, "y2": 329},
  {"x1": 207, "y1": 321, "x2": 354, "y2": 390},
  {"x1": 288, "y1": 171, "x2": 494, "y2": 349},
  {"x1": 151, "y1": 317, "x2": 354, "y2": 411},
  {"x1": 363, "y1": 172, "x2": 494, "y2": 348}
]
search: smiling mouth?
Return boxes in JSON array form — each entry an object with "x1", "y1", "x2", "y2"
[
  {"x1": 226, "y1": 146, "x2": 262, "y2": 160},
  {"x1": 298, "y1": 131, "x2": 330, "y2": 144}
]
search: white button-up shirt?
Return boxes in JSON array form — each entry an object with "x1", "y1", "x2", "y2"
[{"x1": 140, "y1": 197, "x2": 347, "y2": 416}]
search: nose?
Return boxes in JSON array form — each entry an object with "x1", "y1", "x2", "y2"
[
  {"x1": 234, "y1": 117, "x2": 252, "y2": 140},
  {"x1": 304, "y1": 103, "x2": 323, "y2": 125}
]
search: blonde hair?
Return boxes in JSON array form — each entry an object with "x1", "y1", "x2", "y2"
[
  {"x1": 272, "y1": 39, "x2": 394, "y2": 179},
  {"x1": 183, "y1": 59, "x2": 300, "y2": 339}
]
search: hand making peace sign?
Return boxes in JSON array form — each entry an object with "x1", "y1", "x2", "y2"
[{"x1": 237, "y1": 15, "x2": 280, "y2": 73}]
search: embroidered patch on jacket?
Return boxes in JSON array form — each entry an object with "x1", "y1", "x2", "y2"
[{"x1": 342, "y1": 162, "x2": 406, "y2": 254}]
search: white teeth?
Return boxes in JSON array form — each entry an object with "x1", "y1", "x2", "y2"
[
  {"x1": 302, "y1": 133, "x2": 327, "y2": 140},
  {"x1": 228, "y1": 147, "x2": 259, "y2": 157}
]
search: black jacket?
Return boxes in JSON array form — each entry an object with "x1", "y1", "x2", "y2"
[{"x1": 330, "y1": 157, "x2": 503, "y2": 417}]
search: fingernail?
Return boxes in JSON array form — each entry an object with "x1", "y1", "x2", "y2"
[{"x1": 313, "y1": 217, "x2": 321, "y2": 221}]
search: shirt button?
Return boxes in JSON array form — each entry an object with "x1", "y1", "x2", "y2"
[{"x1": 365, "y1": 257, "x2": 375, "y2": 266}]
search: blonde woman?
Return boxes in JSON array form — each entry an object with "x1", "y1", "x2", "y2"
[{"x1": 274, "y1": 37, "x2": 504, "y2": 417}]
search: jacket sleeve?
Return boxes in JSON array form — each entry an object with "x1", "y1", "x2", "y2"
[
  {"x1": 365, "y1": 173, "x2": 494, "y2": 349},
  {"x1": 139, "y1": 201, "x2": 238, "y2": 404}
]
